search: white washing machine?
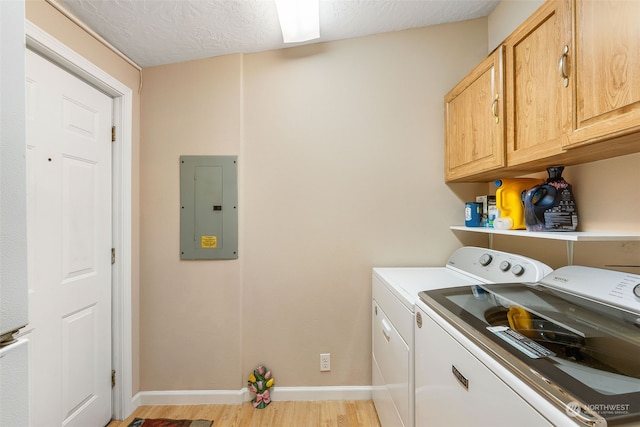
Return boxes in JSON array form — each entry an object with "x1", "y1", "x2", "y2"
[
  {"x1": 372, "y1": 246, "x2": 552, "y2": 427},
  {"x1": 415, "y1": 266, "x2": 640, "y2": 426}
]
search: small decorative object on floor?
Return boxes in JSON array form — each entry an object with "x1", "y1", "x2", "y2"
[
  {"x1": 248, "y1": 364, "x2": 275, "y2": 409},
  {"x1": 126, "y1": 418, "x2": 212, "y2": 427}
]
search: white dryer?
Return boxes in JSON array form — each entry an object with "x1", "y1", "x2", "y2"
[{"x1": 372, "y1": 246, "x2": 551, "y2": 427}]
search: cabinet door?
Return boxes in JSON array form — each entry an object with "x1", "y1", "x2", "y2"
[
  {"x1": 504, "y1": 0, "x2": 572, "y2": 166},
  {"x1": 444, "y1": 48, "x2": 504, "y2": 182},
  {"x1": 567, "y1": 0, "x2": 640, "y2": 147}
]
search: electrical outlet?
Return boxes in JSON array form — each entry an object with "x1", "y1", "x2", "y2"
[{"x1": 320, "y1": 353, "x2": 331, "y2": 371}]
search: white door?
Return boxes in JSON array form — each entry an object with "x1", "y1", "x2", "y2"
[{"x1": 26, "y1": 49, "x2": 113, "y2": 427}]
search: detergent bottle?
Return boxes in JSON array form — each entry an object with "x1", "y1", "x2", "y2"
[
  {"x1": 524, "y1": 166, "x2": 578, "y2": 231},
  {"x1": 494, "y1": 178, "x2": 543, "y2": 229}
]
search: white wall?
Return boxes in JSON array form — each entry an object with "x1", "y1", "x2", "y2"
[
  {"x1": 139, "y1": 20, "x2": 489, "y2": 391},
  {"x1": 488, "y1": 0, "x2": 544, "y2": 52},
  {"x1": 241, "y1": 21, "x2": 489, "y2": 387}
]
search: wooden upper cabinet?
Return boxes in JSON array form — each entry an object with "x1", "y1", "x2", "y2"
[
  {"x1": 444, "y1": 47, "x2": 505, "y2": 182},
  {"x1": 442, "y1": 0, "x2": 640, "y2": 182},
  {"x1": 504, "y1": 0, "x2": 573, "y2": 166},
  {"x1": 567, "y1": 0, "x2": 640, "y2": 147}
]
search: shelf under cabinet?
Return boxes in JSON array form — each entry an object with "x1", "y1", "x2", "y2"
[{"x1": 450, "y1": 226, "x2": 640, "y2": 265}]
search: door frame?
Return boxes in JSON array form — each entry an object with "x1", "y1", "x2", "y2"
[{"x1": 25, "y1": 21, "x2": 135, "y2": 420}]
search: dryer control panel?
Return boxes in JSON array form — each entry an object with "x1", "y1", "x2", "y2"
[{"x1": 446, "y1": 246, "x2": 552, "y2": 284}]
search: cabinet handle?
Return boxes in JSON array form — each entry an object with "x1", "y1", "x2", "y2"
[
  {"x1": 491, "y1": 93, "x2": 499, "y2": 124},
  {"x1": 558, "y1": 45, "x2": 570, "y2": 88},
  {"x1": 381, "y1": 318, "x2": 392, "y2": 342}
]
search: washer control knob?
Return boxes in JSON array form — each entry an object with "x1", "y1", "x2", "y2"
[
  {"x1": 499, "y1": 261, "x2": 511, "y2": 272},
  {"x1": 479, "y1": 254, "x2": 493, "y2": 266},
  {"x1": 512, "y1": 264, "x2": 525, "y2": 276},
  {"x1": 633, "y1": 283, "x2": 640, "y2": 299}
]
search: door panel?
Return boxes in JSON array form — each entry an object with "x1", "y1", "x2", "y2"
[
  {"x1": 504, "y1": 0, "x2": 572, "y2": 165},
  {"x1": 62, "y1": 158, "x2": 97, "y2": 279},
  {"x1": 568, "y1": 0, "x2": 640, "y2": 146},
  {"x1": 26, "y1": 49, "x2": 112, "y2": 427},
  {"x1": 444, "y1": 48, "x2": 505, "y2": 182}
]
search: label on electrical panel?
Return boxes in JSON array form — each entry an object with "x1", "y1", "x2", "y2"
[{"x1": 201, "y1": 236, "x2": 217, "y2": 248}]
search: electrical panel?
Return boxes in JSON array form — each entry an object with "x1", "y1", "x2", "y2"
[{"x1": 180, "y1": 155, "x2": 238, "y2": 260}]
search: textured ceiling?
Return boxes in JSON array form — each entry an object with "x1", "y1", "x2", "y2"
[{"x1": 57, "y1": 0, "x2": 499, "y2": 68}]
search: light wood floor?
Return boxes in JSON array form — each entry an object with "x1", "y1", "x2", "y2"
[{"x1": 107, "y1": 401, "x2": 382, "y2": 427}]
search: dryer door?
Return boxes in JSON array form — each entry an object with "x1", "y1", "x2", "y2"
[{"x1": 373, "y1": 301, "x2": 409, "y2": 427}]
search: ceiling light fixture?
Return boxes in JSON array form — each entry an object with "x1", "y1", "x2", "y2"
[{"x1": 275, "y1": 0, "x2": 320, "y2": 43}]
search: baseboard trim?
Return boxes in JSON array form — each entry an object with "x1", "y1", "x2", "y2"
[
  {"x1": 271, "y1": 386, "x2": 372, "y2": 401},
  {"x1": 133, "y1": 386, "x2": 373, "y2": 406}
]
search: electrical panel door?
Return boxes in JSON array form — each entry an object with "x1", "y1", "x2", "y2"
[{"x1": 180, "y1": 155, "x2": 238, "y2": 260}]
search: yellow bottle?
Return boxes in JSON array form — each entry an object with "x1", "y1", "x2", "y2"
[{"x1": 494, "y1": 178, "x2": 542, "y2": 230}]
